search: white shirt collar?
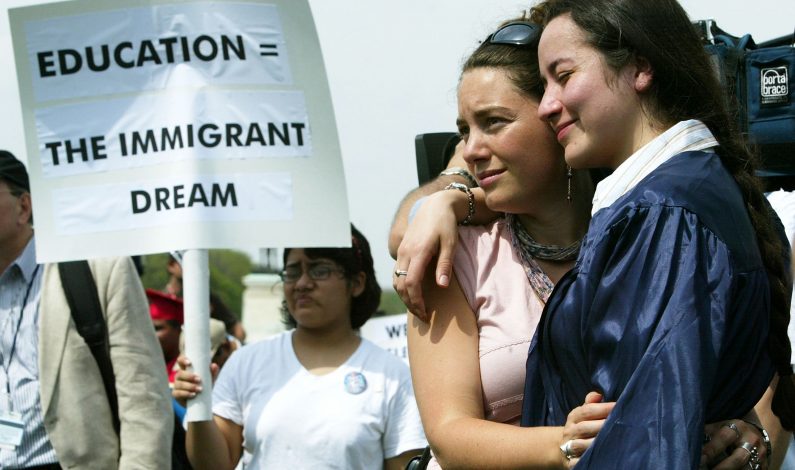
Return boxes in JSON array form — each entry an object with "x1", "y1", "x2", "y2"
[{"x1": 591, "y1": 120, "x2": 718, "y2": 215}]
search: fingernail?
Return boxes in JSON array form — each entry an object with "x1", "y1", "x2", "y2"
[
  {"x1": 196, "y1": 386, "x2": 203, "y2": 393},
  {"x1": 439, "y1": 275, "x2": 449, "y2": 286}
]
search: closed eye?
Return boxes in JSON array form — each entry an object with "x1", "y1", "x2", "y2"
[
  {"x1": 456, "y1": 124, "x2": 470, "y2": 142},
  {"x1": 482, "y1": 115, "x2": 510, "y2": 133},
  {"x1": 485, "y1": 117, "x2": 503, "y2": 127},
  {"x1": 556, "y1": 70, "x2": 573, "y2": 83}
]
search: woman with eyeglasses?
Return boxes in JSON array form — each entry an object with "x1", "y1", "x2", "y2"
[
  {"x1": 392, "y1": 13, "x2": 785, "y2": 470},
  {"x1": 172, "y1": 225, "x2": 426, "y2": 469}
]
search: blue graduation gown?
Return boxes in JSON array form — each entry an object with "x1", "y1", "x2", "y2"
[{"x1": 521, "y1": 150, "x2": 775, "y2": 468}]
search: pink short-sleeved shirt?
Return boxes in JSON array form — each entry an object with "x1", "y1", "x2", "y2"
[{"x1": 453, "y1": 218, "x2": 544, "y2": 425}]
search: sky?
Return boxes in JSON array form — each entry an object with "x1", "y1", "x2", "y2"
[{"x1": 1, "y1": 0, "x2": 793, "y2": 288}]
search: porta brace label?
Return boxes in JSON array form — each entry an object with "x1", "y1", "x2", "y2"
[{"x1": 761, "y1": 66, "x2": 789, "y2": 106}]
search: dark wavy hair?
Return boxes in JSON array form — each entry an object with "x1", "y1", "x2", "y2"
[
  {"x1": 461, "y1": 17, "x2": 544, "y2": 100},
  {"x1": 531, "y1": 0, "x2": 794, "y2": 430},
  {"x1": 280, "y1": 224, "x2": 381, "y2": 330}
]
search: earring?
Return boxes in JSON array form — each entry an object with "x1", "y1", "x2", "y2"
[{"x1": 567, "y1": 165, "x2": 573, "y2": 203}]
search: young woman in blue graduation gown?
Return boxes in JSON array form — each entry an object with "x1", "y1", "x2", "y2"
[{"x1": 518, "y1": 0, "x2": 795, "y2": 467}]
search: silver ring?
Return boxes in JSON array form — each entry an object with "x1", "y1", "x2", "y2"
[
  {"x1": 559, "y1": 439, "x2": 574, "y2": 461},
  {"x1": 394, "y1": 270, "x2": 408, "y2": 277},
  {"x1": 739, "y1": 441, "x2": 760, "y2": 469},
  {"x1": 723, "y1": 422, "x2": 741, "y2": 440}
]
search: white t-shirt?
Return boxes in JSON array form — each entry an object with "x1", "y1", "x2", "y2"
[
  {"x1": 213, "y1": 331, "x2": 427, "y2": 469},
  {"x1": 766, "y1": 189, "x2": 795, "y2": 365}
]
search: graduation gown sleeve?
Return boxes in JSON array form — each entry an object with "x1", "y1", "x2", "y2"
[{"x1": 523, "y1": 197, "x2": 774, "y2": 468}]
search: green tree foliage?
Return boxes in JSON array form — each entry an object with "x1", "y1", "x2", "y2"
[
  {"x1": 139, "y1": 250, "x2": 253, "y2": 320},
  {"x1": 208, "y1": 250, "x2": 252, "y2": 318},
  {"x1": 378, "y1": 289, "x2": 408, "y2": 316},
  {"x1": 139, "y1": 253, "x2": 170, "y2": 293}
]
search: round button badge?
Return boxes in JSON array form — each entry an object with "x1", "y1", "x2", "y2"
[{"x1": 344, "y1": 371, "x2": 367, "y2": 395}]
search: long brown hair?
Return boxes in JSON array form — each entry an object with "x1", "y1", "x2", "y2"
[{"x1": 531, "y1": 0, "x2": 794, "y2": 429}]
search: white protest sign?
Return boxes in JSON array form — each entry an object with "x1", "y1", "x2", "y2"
[
  {"x1": 24, "y1": 2, "x2": 292, "y2": 103},
  {"x1": 36, "y1": 90, "x2": 312, "y2": 178},
  {"x1": 9, "y1": 0, "x2": 350, "y2": 262},
  {"x1": 360, "y1": 314, "x2": 410, "y2": 365}
]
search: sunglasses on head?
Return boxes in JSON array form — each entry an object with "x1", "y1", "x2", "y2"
[{"x1": 486, "y1": 21, "x2": 540, "y2": 46}]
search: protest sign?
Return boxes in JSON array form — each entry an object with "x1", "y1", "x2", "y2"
[
  {"x1": 9, "y1": 0, "x2": 350, "y2": 262},
  {"x1": 360, "y1": 314, "x2": 410, "y2": 365}
]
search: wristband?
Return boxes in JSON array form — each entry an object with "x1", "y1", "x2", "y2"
[
  {"x1": 444, "y1": 182, "x2": 475, "y2": 226},
  {"x1": 741, "y1": 419, "x2": 772, "y2": 460},
  {"x1": 440, "y1": 167, "x2": 478, "y2": 188}
]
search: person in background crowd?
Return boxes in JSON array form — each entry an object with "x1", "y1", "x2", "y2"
[
  {"x1": 164, "y1": 253, "x2": 247, "y2": 342},
  {"x1": 147, "y1": 288, "x2": 184, "y2": 383},
  {"x1": 173, "y1": 224, "x2": 426, "y2": 469},
  {"x1": 0, "y1": 149, "x2": 171, "y2": 469},
  {"x1": 180, "y1": 318, "x2": 239, "y2": 371}
]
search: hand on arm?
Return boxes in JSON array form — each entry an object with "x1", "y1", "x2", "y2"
[
  {"x1": 703, "y1": 418, "x2": 767, "y2": 470},
  {"x1": 388, "y1": 141, "x2": 477, "y2": 259},
  {"x1": 701, "y1": 378, "x2": 789, "y2": 470},
  {"x1": 393, "y1": 190, "x2": 465, "y2": 319},
  {"x1": 390, "y1": 142, "x2": 498, "y2": 320},
  {"x1": 559, "y1": 392, "x2": 615, "y2": 468}
]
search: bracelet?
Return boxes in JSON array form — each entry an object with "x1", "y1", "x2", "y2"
[
  {"x1": 741, "y1": 419, "x2": 772, "y2": 460},
  {"x1": 439, "y1": 167, "x2": 478, "y2": 188},
  {"x1": 444, "y1": 182, "x2": 475, "y2": 226}
]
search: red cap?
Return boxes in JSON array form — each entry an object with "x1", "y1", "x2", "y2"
[{"x1": 146, "y1": 288, "x2": 184, "y2": 324}]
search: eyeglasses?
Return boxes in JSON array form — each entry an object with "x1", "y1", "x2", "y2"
[
  {"x1": 486, "y1": 21, "x2": 540, "y2": 46},
  {"x1": 279, "y1": 264, "x2": 345, "y2": 283}
]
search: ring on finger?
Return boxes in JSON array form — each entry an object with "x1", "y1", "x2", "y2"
[
  {"x1": 723, "y1": 422, "x2": 741, "y2": 440},
  {"x1": 739, "y1": 442, "x2": 760, "y2": 467},
  {"x1": 559, "y1": 440, "x2": 575, "y2": 461},
  {"x1": 394, "y1": 269, "x2": 408, "y2": 277}
]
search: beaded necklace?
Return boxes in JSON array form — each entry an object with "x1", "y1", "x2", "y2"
[
  {"x1": 507, "y1": 214, "x2": 580, "y2": 303},
  {"x1": 509, "y1": 213, "x2": 581, "y2": 261}
]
